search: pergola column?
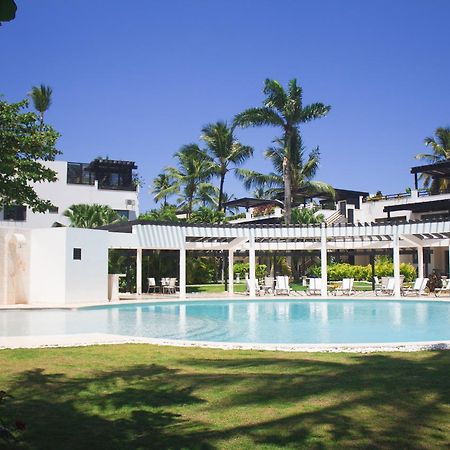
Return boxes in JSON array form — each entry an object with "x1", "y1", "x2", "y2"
[
  {"x1": 417, "y1": 246, "x2": 424, "y2": 279},
  {"x1": 228, "y1": 249, "x2": 234, "y2": 297},
  {"x1": 249, "y1": 236, "x2": 256, "y2": 297},
  {"x1": 179, "y1": 245, "x2": 186, "y2": 298},
  {"x1": 136, "y1": 248, "x2": 142, "y2": 295},
  {"x1": 448, "y1": 240, "x2": 450, "y2": 278},
  {"x1": 320, "y1": 224, "x2": 328, "y2": 297},
  {"x1": 393, "y1": 232, "x2": 401, "y2": 297}
]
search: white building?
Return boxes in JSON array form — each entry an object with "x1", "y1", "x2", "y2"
[{"x1": 0, "y1": 158, "x2": 140, "y2": 228}]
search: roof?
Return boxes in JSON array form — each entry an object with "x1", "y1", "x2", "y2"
[
  {"x1": 410, "y1": 160, "x2": 450, "y2": 177},
  {"x1": 384, "y1": 199, "x2": 450, "y2": 214},
  {"x1": 86, "y1": 158, "x2": 137, "y2": 171},
  {"x1": 223, "y1": 197, "x2": 284, "y2": 209}
]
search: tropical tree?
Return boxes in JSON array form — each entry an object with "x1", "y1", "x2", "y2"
[
  {"x1": 194, "y1": 182, "x2": 219, "y2": 208},
  {"x1": 200, "y1": 121, "x2": 253, "y2": 211},
  {"x1": 166, "y1": 144, "x2": 214, "y2": 218},
  {"x1": 234, "y1": 78, "x2": 331, "y2": 223},
  {"x1": 151, "y1": 172, "x2": 178, "y2": 206},
  {"x1": 415, "y1": 126, "x2": 450, "y2": 193},
  {"x1": 64, "y1": 204, "x2": 124, "y2": 228},
  {"x1": 139, "y1": 204, "x2": 179, "y2": 222},
  {"x1": 291, "y1": 207, "x2": 325, "y2": 225},
  {"x1": 0, "y1": 97, "x2": 60, "y2": 212},
  {"x1": 237, "y1": 136, "x2": 334, "y2": 222},
  {"x1": 189, "y1": 206, "x2": 225, "y2": 224},
  {"x1": 29, "y1": 84, "x2": 53, "y2": 127}
]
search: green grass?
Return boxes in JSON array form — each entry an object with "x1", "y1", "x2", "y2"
[{"x1": 1, "y1": 345, "x2": 449, "y2": 449}]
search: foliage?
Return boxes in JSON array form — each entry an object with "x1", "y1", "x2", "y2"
[
  {"x1": 0, "y1": 0, "x2": 16, "y2": 25},
  {"x1": 139, "y1": 204, "x2": 179, "y2": 222},
  {"x1": 307, "y1": 260, "x2": 416, "y2": 282},
  {"x1": 234, "y1": 78, "x2": 332, "y2": 223},
  {"x1": 0, "y1": 390, "x2": 25, "y2": 444},
  {"x1": 233, "y1": 262, "x2": 267, "y2": 279},
  {"x1": 29, "y1": 84, "x2": 52, "y2": 126},
  {"x1": 166, "y1": 144, "x2": 214, "y2": 217},
  {"x1": 188, "y1": 206, "x2": 225, "y2": 224},
  {"x1": 291, "y1": 207, "x2": 325, "y2": 224},
  {"x1": 151, "y1": 172, "x2": 178, "y2": 206},
  {"x1": 252, "y1": 204, "x2": 275, "y2": 217},
  {"x1": 186, "y1": 257, "x2": 216, "y2": 284},
  {"x1": 415, "y1": 126, "x2": 450, "y2": 193},
  {"x1": 0, "y1": 98, "x2": 60, "y2": 212},
  {"x1": 200, "y1": 121, "x2": 253, "y2": 211},
  {"x1": 64, "y1": 204, "x2": 124, "y2": 228}
]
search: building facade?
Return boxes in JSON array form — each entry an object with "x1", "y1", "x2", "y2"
[{"x1": 0, "y1": 159, "x2": 140, "y2": 228}]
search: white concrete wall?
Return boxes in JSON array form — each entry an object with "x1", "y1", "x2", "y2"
[{"x1": 0, "y1": 160, "x2": 139, "y2": 228}]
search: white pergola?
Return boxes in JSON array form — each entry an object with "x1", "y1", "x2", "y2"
[{"x1": 107, "y1": 220, "x2": 450, "y2": 298}]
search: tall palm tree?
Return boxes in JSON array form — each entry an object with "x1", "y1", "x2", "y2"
[
  {"x1": 151, "y1": 172, "x2": 178, "y2": 206},
  {"x1": 200, "y1": 121, "x2": 253, "y2": 211},
  {"x1": 166, "y1": 144, "x2": 214, "y2": 218},
  {"x1": 234, "y1": 78, "x2": 330, "y2": 223},
  {"x1": 29, "y1": 84, "x2": 53, "y2": 126},
  {"x1": 64, "y1": 204, "x2": 124, "y2": 228},
  {"x1": 237, "y1": 135, "x2": 334, "y2": 218},
  {"x1": 415, "y1": 127, "x2": 450, "y2": 193}
]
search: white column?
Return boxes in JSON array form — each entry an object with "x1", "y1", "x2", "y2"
[
  {"x1": 448, "y1": 241, "x2": 450, "y2": 278},
  {"x1": 228, "y1": 249, "x2": 234, "y2": 297},
  {"x1": 393, "y1": 232, "x2": 401, "y2": 297},
  {"x1": 417, "y1": 246, "x2": 424, "y2": 279},
  {"x1": 136, "y1": 248, "x2": 142, "y2": 295},
  {"x1": 249, "y1": 236, "x2": 256, "y2": 297},
  {"x1": 179, "y1": 245, "x2": 186, "y2": 298},
  {"x1": 320, "y1": 224, "x2": 328, "y2": 297}
]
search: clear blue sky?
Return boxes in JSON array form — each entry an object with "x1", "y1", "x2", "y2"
[{"x1": 2, "y1": 0, "x2": 449, "y2": 211}]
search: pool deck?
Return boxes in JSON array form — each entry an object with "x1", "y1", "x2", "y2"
[{"x1": 2, "y1": 293, "x2": 450, "y2": 353}]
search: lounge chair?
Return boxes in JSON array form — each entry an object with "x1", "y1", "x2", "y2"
[
  {"x1": 275, "y1": 276, "x2": 290, "y2": 295},
  {"x1": 434, "y1": 278, "x2": 450, "y2": 297},
  {"x1": 375, "y1": 277, "x2": 395, "y2": 296},
  {"x1": 402, "y1": 277, "x2": 428, "y2": 296},
  {"x1": 246, "y1": 278, "x2": 262, "y2": 296},
  {"x1": 333, "y1": 278, "x2": 355, "y2": 295},
  {"x1": 162, "y1": 277, "x2": 177, "y2": 294},
  {"x1": 307, "y1": 278, "x2": 322, "y2": 296},
  {"x1": 263, "y1": 276, "x2": 275, "y2": 294}
]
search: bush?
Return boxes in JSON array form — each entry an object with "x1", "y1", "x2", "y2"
[
  {"x1": 306, "y1": 261, "x2": 416, "y2": 282},
  {"x1": 186, "y1": 257, "x2": 216, "y2": 284},
  {"x1": 233, "y1": 262, "x2": 267, "y2": 279}
]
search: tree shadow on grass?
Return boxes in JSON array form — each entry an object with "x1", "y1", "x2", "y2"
[{"x1": 3, "y1": 350, "x2": 450, "y2": 449}]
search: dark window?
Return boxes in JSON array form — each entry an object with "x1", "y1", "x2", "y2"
[
  {"x1": 48, "y1": 206, "x2": 59, "y2": 214},
  {"x1": 114, "y1": 210, "x2": 129, "y2": 219},
  {"x1": 67, "y1": 163, "x2": 95, "y2": 185},
  {"x1": 73, "y1": 248, "x2": 82, "y2": 260},
  {"x1": 3, "y1": 205, "x2": 27, "y2": 221},
  {"x1": 347, "y1": 208, "x2": 354, "y2": 224}
]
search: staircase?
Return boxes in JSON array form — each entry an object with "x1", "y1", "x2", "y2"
[{"x1": 318, "y1": 209, "x2": 347, "y2": 226}]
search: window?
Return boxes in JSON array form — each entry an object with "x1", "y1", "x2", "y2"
[
  {"x1": 73, "y1": 248, "x2": 82, "y2": 260},
  {"x1": 114, "y1": 210, "x2": 129, "y2": 219},
  {"x1": 67, "y1": 163, "x2": 95, "y2": 185},
  {"x1": 3, "y1": 205, "x2": 27, "y2": 221},
  {"x1": 48, "y1": 206, "x2": 59, "y2": 214}
]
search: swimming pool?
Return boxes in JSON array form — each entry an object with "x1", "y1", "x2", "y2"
[{"x1": 1, "y1": 299, "x2": 450, "y2": 345}]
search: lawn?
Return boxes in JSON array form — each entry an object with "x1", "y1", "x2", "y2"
[{"x1": 1, "y1": 345, "x2": 449, "y2": 449}]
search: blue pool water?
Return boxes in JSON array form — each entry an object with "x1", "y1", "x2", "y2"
[{"x1": 1, "y1": 299, "x2": 450, "y2": 344}]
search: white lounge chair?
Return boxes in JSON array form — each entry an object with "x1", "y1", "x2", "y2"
[
  {"x1": 375, "y1": 277, "x2": 395, "y2": 296},
  {"x1": 263, "y1": 276, "x2": 275, "y2": 294},
  {"x1": 246, "y1": 278, "x2": 262, "y2": 296},
  {"x1": 307, "y1": 278, "x2": 322, "y2": 296},
  {"x1": 434, "y1": 278, "x2": 450, "y2": 297},
  {"x1": 334, "y1": 278, "x2": 355, "y2": 295},
  {"x1": 275, "y1": 276, "x2": 290, "y2": 295},
  {"x1": 402, "y1": 277, "x2": 428, "y2": 296}
]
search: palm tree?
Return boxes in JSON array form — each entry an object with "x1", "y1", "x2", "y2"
[
  {"x1": 200, "y1": 121, "x2": 253, "y2": 211},
  {"x1": 237, "y1": 135, "x2": 334, "y2": 220},
  {"x1": 64, "y1": 204, "x2": 124, "y2": 228},
  {"x1": 29, "y1": 84, "x2": 53, "y2": 126},
  {"x1": 151, "y1": 172, "x2": 178, "y2": 206},
  {"x1": 415, "y1": 127, "x2": 450, "y2": 193},
  {"x1": 234, "y1": 78, "x2": 330, "y2": 223},
  {"x1": 166, "y1": 144, "x2": 214, "y2": 218}
]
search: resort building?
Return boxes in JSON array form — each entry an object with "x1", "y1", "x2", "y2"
[{"x1": 0, "y1": 158, "x2": 140, "y2": 229}]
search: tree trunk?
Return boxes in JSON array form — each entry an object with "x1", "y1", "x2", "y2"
[
  {"x1": 283, "y1": 156, "x2": 291, "y2": 224},
  {"x1": 218, "y1": 172, "x2": 225, "y2": 212}
]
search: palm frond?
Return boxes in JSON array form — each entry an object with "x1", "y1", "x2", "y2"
[
  {"x1": 233, "y1": 107, "x2": 285, "y2": 129},
  {"x1": 299, "y1": 102, "x2": 331, "y2": 123}
]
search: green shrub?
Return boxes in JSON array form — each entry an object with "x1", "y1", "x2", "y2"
[
  {"x1": 186, "y1": 257, "x2": 215, "y2": 284},
  {"x1": 233, "y1": 262, "x2": 267, "y2": 279}
]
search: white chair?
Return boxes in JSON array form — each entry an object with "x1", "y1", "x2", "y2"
[
  {"x1": 275, "y1": 276, "x2": 290, "y2": 295},
  {"x1": 375, "y1": 277, "x2": 395, "y2": 296},
  {"x1": 163, "y1": 278, "x2": 177, "y2": 294},
  {"x1": 263, "y1": 276, "x2": 275, "y2": 294},
  {"x1": 402, "y1": 277, "x2": 428, "y2": 296},
  {"x1": 434, "y1": 278, "x2": 450, "y2": 297},
  {"x1": 334, "y1": 278, "x2": 355, "y2": 295},
  {"x1": 246, "y1": 278, "x2": 262, "y2": 296},
  {"x1": 307, "y1": 278, "x2": 322, "y2": 296},
  {"x1": 146, "y1": 277, "x2": 159, "y2": 293}
]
